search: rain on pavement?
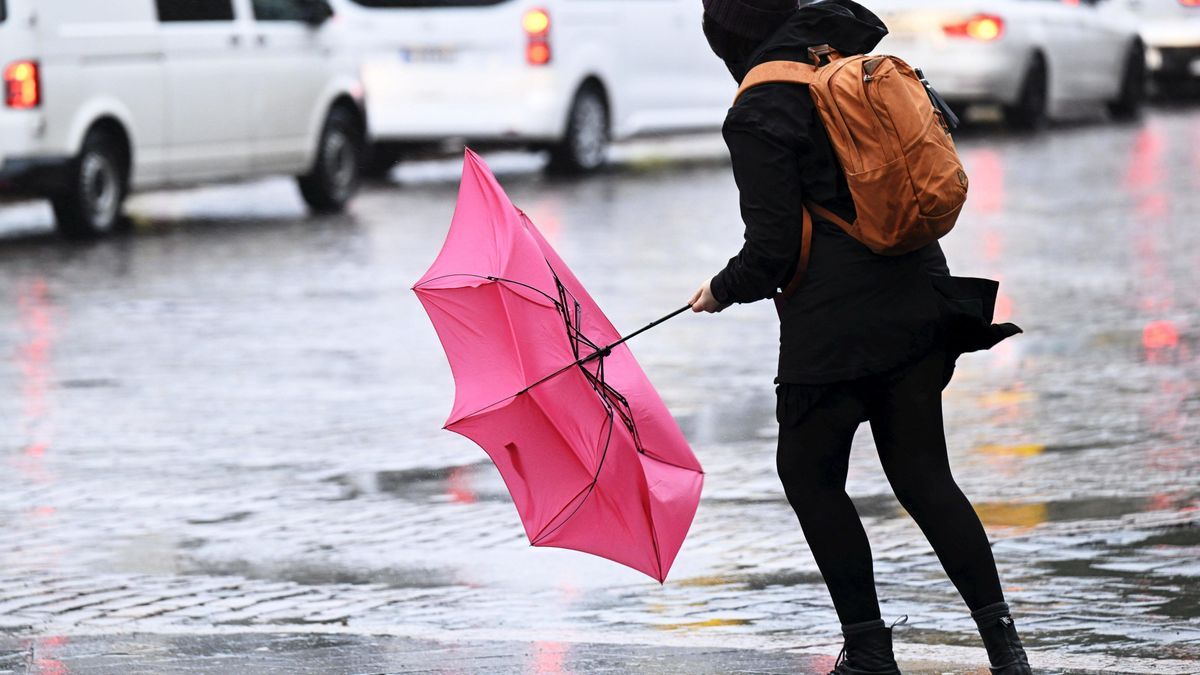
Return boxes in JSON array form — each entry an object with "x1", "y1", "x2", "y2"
[{"x1": 0, "y1": 106, "x2": 1198, "y2": 674}]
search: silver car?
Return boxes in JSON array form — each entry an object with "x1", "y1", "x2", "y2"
[
  {"x1": 1107, "y1": 0, "x2": 1200, "y2": 88},
  {"x1": 868, "y1": 0, "x2": 1145, "y2": 128}
]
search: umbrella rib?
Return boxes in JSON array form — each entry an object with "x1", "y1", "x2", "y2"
[
  {"x1": 590, "y1": 357, "x2": 665, "y2": 582},
  {"x1": 529, "y1": 406, "x2": 616, "y2": 546},
  {"x1": 447, "y1": 297, "x2": 693, "y2": 428}
]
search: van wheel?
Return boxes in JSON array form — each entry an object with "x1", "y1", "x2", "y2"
[
  {"x1": 1004, "y1": 56, "x2": 1048, "y2": 131},
  {"x1": 1108, "y1": 44, "x2": 1145, "y2": 121},
  {"x1": 362, "y1": 143, "x2": 403, "y2": 181},
  {"x1": 52, "y1": 128, "x2": 128, "y2": 238},
  {"x1": 547, "y1": 86, "x2": 609, "y2": 175},
  {"x1": 298, "y1": 106, "x2": 363, "y2": 213}
]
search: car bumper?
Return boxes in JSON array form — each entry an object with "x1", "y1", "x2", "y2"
[
  {"x1": 881, "y1": 38, "x2": 1025, "y2": 105},
  {"x1": 0, "y1": 155, "x2": 72, "y2": 195},
  {"x1": 0, "y1": 111, "x2": 66, "y2": 194},
  {"x1": 361, "y1": 59, "x2": 568, "y2": 142},
  {"x1": 1146, "y1": 46, "x2": 1200, "y2": 80}
]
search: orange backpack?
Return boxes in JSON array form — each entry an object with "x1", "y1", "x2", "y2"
[{"x1": 734, "y1": 45, "x2": 968, "y2": 300}]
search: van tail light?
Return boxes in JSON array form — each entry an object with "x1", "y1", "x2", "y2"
[
  {"x1": 943, "y1": 15, "x2": 1004, "y2": 41},
  {"x1": 4, "y1": 60, "x2": 40, "y2": 109},
  {"x1": 523, "y1": 9, "x2": 551, "y2": 66}
]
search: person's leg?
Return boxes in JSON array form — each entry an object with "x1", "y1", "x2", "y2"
[
  {"x1": 866, "y1": 350, "x2": 1005, "y2": 612},
  {"x1": 776, "y1": 383, "x2": 878, "y2": 625},
  {"x1": 867, "y1": 351, "x2": 1031, "y2": 674}
]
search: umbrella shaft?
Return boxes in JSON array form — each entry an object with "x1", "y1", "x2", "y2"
[
  {"x1": 592, "y1": 303, "x2": 694, "y2": 360},
  {"x1": 519, "y1": 303, "x2": 693, "y2": 396}
]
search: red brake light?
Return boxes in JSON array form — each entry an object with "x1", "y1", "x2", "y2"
[
  {"x1": 527, "y1": 41, "x2": 551, "y2": 66},
  {"x1": 523, "y1": 9, "x2": 551, "y2": 66},
  {"x1": 944, "y1": 14, "x2": 1004, "y2": 41},
  {"x1": 1180, "y1": 0, "x2": 1200, "y2": 7},
  {"x1": 4, "y1": 60, "x2": 40, "y2": 109}
]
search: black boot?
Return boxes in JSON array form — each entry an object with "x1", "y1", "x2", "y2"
[
  {"x1": 972, "y1": 602, "x2": 1033, "y2": 675},
  {"x1": 828, "y1": 618, "x2": 902, "y2": 675}
]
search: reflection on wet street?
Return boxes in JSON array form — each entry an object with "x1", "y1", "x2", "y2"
[{"x1": 0, "y1": 110, "x2": 1198, "y2": 671}]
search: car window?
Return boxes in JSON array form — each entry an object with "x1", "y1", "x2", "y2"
[
  {"x1": 253, "y1": 0, "x2": 312, "y2": 21},
  {"x1": 346, "y1": 0, "x2": 511, "y2": 7},
  {"x1": 0, "y1": 0, "x2": 7, "y2": 24},
  {"x1": 155, "y1": 0, "x2": 236, "y2": 22}
]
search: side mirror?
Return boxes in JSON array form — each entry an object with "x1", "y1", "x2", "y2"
[{"x1": 301, "y1": 0, "x2": 334, "y2": 25}]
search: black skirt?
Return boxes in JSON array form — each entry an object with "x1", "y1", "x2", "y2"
[{"x1": 775, "y1": 273, "x2": 1022, "y2": 425}]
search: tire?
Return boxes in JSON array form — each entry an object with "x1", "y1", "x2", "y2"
[
  {"x1": 1004, "y1": 56, "x2": 1049, "y2": 131},
  {"x1": 51, "y1": 127, "x2": 129, "y2": 238},
  {"x1": 1108, "y1": 44, "x2": 1146, "y2": 121},
  {"x1": 362, "y1": 143, "x2": 403, "y2": 181},
  {"x1": 298, "y1": 105, "x2": 364, "y2": 213},
  {"x1": 546, "y1": 85, "x2": 609, "y2": 175}
]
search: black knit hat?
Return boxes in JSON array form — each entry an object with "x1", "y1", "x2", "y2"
[{"x1": 702, "y1": 0, "x2": 798, "y2": 40}]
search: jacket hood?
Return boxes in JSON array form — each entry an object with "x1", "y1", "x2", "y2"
[{"x1": 728, "y1": 0, "x2": 888, "y2": 82}]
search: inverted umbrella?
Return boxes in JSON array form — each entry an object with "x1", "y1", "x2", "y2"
[{"x1": 413, "y1": 149, "x2": 703, "y2": 583}]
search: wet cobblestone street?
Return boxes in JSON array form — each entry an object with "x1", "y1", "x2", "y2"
[{"x1": 1, "y1": 107, "x2": 1198, "y2": 673}]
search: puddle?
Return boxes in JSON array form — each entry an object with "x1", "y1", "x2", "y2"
[
  {"x1": 325, "y1": 462, "x2": 503, "y2": 503},
  {"x1": 655, "y1": 618, "x2": 754, "y2": 631},
  {"x1": 677, "y1": 570, "x2": 823, "y2": 591},
  {"x1": 182, "y1": 558, "x2": 460, "y2": 589},
  {"x1": 187, "y1": 511, "x2": 254, "y2": 525},
  {"x1": 974, "y1": 496, "x2": 1159, "y2": 529}
]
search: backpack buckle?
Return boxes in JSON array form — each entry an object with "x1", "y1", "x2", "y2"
[{"x1": 808, "y1": 44, "x2": 838, "y2": 67}]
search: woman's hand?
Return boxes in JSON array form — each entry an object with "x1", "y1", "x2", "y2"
[{"x1": 690, "y1": 279, "x2": 730, "y2": 314}]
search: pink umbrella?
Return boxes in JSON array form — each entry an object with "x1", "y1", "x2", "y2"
[{"x1": 413, "y1": 149, "x2": 703, "y2": 583}]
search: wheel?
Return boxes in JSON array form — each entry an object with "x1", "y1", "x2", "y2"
[
  {"x1": 51, "y1": 127, "x2": 128, "y2": 238},
  {"x1": 546, "y1": 85, "x2": 609, "y2": 175},
  {"x1": 298, "y1": 105, "x2": 364, "y2": 213},
  {"x1": 1108, "y1": 44, "x2": 1145, "y2": 121},
  {"x1": 1003, "y1": 56, "x2": 1048, "y2": 131},
  {"x1": 362, "y1": 142, "x2": 403, "y2": 181}
]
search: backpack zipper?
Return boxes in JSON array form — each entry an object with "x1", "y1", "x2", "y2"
[
  {"x1": 860, "y1": 61, "x2": 898, "y2": 164},
  {"x1": 824, "y1": 58, "x2": 865, "y2": 173}
]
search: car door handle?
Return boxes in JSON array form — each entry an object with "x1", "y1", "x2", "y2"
[
  {"x1": 256, "y1": 35, "x2": 269, "y2": 47},
  {"x1": 229, "y1": 34, "x2": 242, "y2": 47}
]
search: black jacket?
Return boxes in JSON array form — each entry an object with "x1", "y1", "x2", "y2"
[{"x1": 709, "y1": 1, "x2": 1016, "y2": 384}]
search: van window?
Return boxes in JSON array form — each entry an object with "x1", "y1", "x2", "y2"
[
  {"x1": 0, "y1": 0, "x2": 7, "y2": 23},
  {"x1": 252, "y1": 0, "x2": 309, "y2": 21},
  {"x1": 156, "y1": 0, "x2": 235, "y2": 22},
  {"x1": 347, "y1": 0, "x2": 510, "y2": 7}
]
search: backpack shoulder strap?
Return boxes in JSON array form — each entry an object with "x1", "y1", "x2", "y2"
[
  {"x1": 734, "y1": 60, "x2": 820, "y2": 105},
  {"x1": 775, "y1": 205, "x2": 814, "y2": 303}
]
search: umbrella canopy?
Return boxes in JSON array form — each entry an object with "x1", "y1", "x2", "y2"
[{"x1": 413, "y1": 149, "x2": 704, "y2": 583}]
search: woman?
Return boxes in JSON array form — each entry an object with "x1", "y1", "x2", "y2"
[{"x1": 688, "y1": 1, "x2": 1031, "y2": 673}]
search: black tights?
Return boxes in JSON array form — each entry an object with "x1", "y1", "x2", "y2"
[{"x1": 775, "y1": 349, "x2": 1005, "y2": 625}]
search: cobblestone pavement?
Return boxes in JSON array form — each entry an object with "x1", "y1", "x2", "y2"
[{"x1": 1, "y1": 108, "x2": 1198, "y2": 674}]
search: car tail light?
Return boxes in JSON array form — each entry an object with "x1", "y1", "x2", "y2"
[
  {"x1": 943, "y1": 15, "x2": 1004, "y2": 41},
  {"x1": 4, "y1": 60, "x2": 40, "y2": 109},
  {"x1": 527, "y1": 41, "x2": 552, "y2": 66},
  {"x1": 1180, "y1": 0, "x2": 1200, "y2": 7},
  {"x1": 523, "y1": 9, "x2": 551, "y2": 66},
  {"x1": 523, "y1": 8, "x2": 550, "y2": 37}
]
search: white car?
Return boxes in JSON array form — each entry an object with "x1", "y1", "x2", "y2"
[
  {"x1": 327, "y1": 0, "x2": 730, "y2": 175},
  {"x1": 869, "y1": 0, "x2": 1145, "y2": 128},
  {"x1": 1107, "y1": 0, "x2": 1200, "y2": 88},
  {"x1": 0, "y1": 0, "x2": 366, "y2": 237}
]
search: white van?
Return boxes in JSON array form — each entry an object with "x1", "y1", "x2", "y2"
[
  {"x1": 327, "y1": 0, "x2": 731, "y2": 176},
  {"x1": 0, "y1": 0, "x2": 366, "y2": 237}
]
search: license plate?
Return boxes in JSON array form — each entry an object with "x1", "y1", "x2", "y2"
[{"x1": 399, "y1": 47, "x2": 457, "y2": 64}]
